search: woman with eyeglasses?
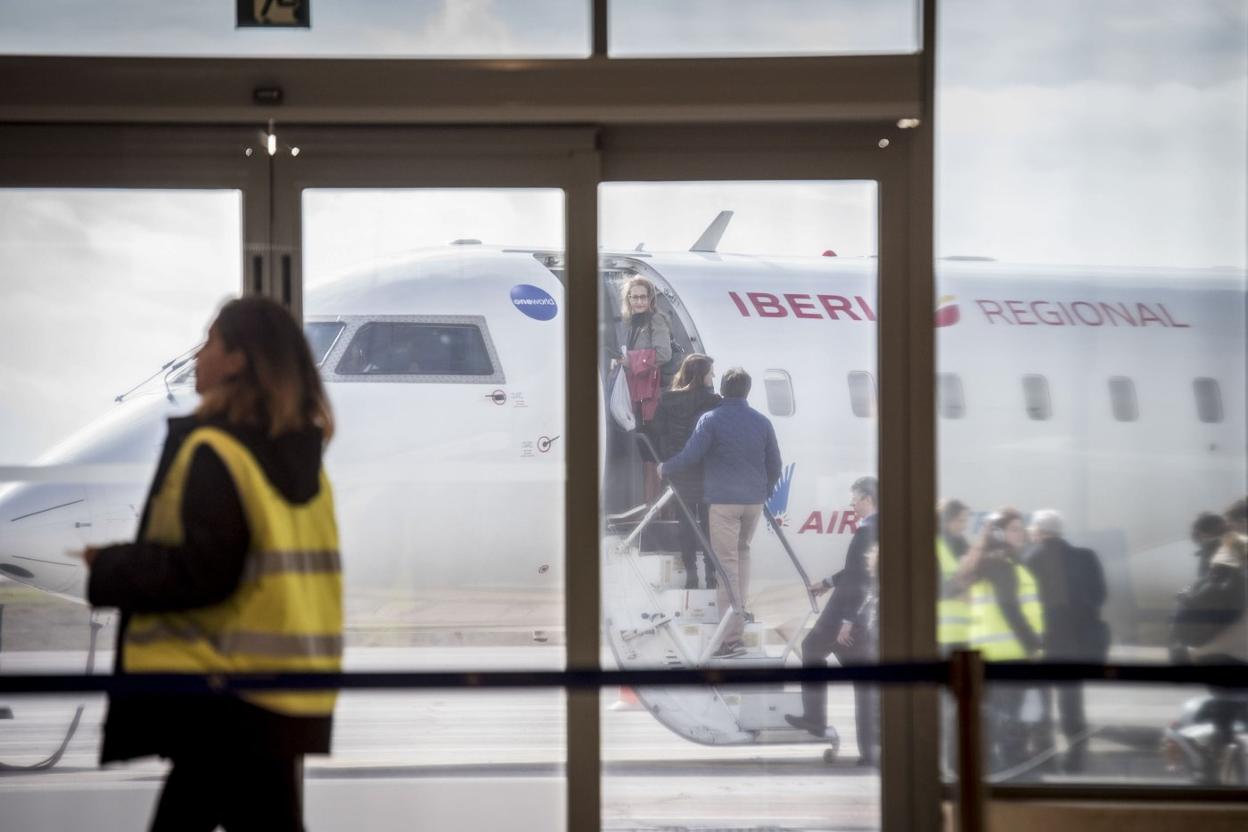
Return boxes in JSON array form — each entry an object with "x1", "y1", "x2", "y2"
[{"x1": 619, "y1": 276, "x2": 673, "y2": 502}]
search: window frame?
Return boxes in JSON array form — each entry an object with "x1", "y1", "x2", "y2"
[{"x1": 0, "y1": 3, "x2": 945, "y2": 828}]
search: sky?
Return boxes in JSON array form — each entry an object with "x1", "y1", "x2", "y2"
[{"x1": 0, "y1": 1, "x2": 1245, "y2": 463}]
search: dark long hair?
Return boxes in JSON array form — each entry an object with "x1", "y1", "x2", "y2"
[
  {"x1": 670, "y1": 353, "x2": 713, "y2": 391},
  {"x1": 196, "y1": 297, "x2": 335, "y2": 441}
]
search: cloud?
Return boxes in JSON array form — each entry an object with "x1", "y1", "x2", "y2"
[
  {"x1": 939, "y1": 0, "x2": 1248, "y2": 89},
  {"x1": 937, "y1": 77, "x2": 1248, "y2": 268},
  {"x1": 0, "y1": 0, "x2": 588, "y2": 57}
]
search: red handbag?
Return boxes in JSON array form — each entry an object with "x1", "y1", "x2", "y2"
[{"x1": 625, "y1": 348, "x2": 661, "y2": 422}]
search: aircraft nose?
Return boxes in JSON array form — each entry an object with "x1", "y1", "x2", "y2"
[{"x1": 0, "y1": 481, "x2": 92, "y2": 594}]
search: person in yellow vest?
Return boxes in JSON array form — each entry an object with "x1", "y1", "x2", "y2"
[
  {"x1": 936, "y1": 498, "x2": 973, "y2": 653},
  {"x1": 82, "y1": 296, "x2": 340, "y2": 832},
  {"x1": 957, "y1": 507, "x2": 1044, "y2": 771},
  {"x1": 936, "y1": 498, "x2": 974, "y2": 777}
]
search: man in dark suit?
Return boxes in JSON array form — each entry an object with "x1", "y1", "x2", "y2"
[
  {"x1": 785, "y1": 476, "x2": 879, "y2": 766},
  {"x1": 1023, "y1": 509, "x2": 1108, "y2": 773}
]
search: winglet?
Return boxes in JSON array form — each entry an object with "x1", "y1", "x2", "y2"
[{"x1": 690, "y1": 210, "x2": 733, "y2": 253}]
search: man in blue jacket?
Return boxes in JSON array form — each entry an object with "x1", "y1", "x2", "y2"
[{"x1": 660, "y1": 367, "x2": 783, "y2": 659}]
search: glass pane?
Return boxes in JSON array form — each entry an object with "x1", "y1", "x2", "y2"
[
  {"x1": 936, "y1": 0, "x2": 1248, "y2": 787},
  {"x1": 599, "y1": 181, "x2": 880, "y2": 829},
  {"x1": 302, "y1": 187, "x2": 565, "y2": 660},
  {"x1": 610, "y1": 0, "x2": 919, "y2": 57},
  {"x1": 0, "y1": 1, "x2": 590, "y2": 58},
  {"x1": 305, "y1": 320, "x2": 345, "y2": 365},
  {"x1": 0, "y1": 187, "x2": 240, "y2": 810},
  {"x1": 334, "y1": 320, "x2": 499, "y2": 378},
  {"x1": 302, "y1": 187, "x2": 568, "y2": 829},
  {"x1": 0, "y1": 686, "x2": 567, "y2": 830},
  {"x1": 0, "y1": 188, "x2": 239, "y2": 599}
]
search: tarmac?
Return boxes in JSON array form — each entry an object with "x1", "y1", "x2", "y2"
[{"x1": 0, "y1": 579, "x2": 1198, "y2": 832}]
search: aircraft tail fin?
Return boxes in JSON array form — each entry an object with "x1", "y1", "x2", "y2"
[{"x1": 690, "y1": 210, "x2": 733, "y2": 253}]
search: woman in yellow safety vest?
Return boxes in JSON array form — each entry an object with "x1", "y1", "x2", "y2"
[
  {"x1": 957, "y1": 508, "x2": 1044, "y2": 770},
  {"x1": 83, "y1": 296, "x2": 341, "y2": 831}
]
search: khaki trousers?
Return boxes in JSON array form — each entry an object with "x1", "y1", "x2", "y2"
[{"x1": 708, "y1": 503, "x2": 763, "y2": 645}]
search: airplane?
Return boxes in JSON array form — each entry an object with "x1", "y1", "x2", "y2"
[{"x1": 0, "y1": 214, "x2": 1244, "y2": 759}]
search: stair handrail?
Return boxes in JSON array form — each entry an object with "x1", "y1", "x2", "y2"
[{"x1": 762, "y1": 506, "x2": 819, "y2": 614}]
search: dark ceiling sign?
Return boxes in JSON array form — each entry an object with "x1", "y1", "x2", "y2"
[{"x1": 237, "y1": 0, "x2": 310, "y2": 28}]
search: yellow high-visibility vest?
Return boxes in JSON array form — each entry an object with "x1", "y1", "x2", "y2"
[
  {"x1": 967, "y1": 561, "x2": 1044, "y2": 661},
  {"x1": 123, "y1": 427, "x2": 342, "y2": 717},
  {"x1": 936, "y1": 537, "x2": 971, "y2": 650}
]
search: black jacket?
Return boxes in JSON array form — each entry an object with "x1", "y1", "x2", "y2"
[
  {"x1": 825, "y1": 513, "x2": 877, "y2": 626},
  {"x1": 89, "y1": 415, "x2": 329, "y2": 763},
  {"x1": 1023, "y1": 537, "x2": 1108, "y2": 659},
  {"x1": 651, "y1": 385, "x2": 721, "y2": 502},
  {"x1": 1195, "y1": 539, "x2": 1222, "y2": 579}
]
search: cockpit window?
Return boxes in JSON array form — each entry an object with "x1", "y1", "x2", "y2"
[
  {"x1": 305, "y1": 322, "x2": 345, "y2": 366},
  {"x1": 336, "y1": 322, "x2": 496, "y2": 377}
]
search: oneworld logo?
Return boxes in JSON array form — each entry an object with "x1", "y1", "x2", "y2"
[{"x1": 510, "y1": 284, "x2": 558, "y2": 321}]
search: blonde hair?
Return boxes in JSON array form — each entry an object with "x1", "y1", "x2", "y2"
[
  {"x1": 620, "y1": 276, "x2": 658, "y2": 319},
  {"x1": 196, "y1": 297, "x2": 334, "y2": 441}
]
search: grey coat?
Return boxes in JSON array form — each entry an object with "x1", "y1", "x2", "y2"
[{"x1": 627, "y1": 311, "x2": 673, "y2": 365}]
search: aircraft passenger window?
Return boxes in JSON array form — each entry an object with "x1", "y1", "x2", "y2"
[
  {"x1": 1022, "y1": 374, "x2": 1051, "y2": 421},
  {"x1": 336, "y1": 322, "x2": 495, "y2": 377},
  {"x1": 1193, "y1": 377, "x2": 1223, "y2": 423},
  {"x1": 763, "y1": 369, "x2": 795, "y2": 417},
  {"x1": 847, "y1": 371, "x2": 876, "y2": 418},
  {"x1": 937, "y1": 373, "x2": 965, "y2": 419},
  {"x1": 304, "y1": 322, "x2": 345, "y2": 366},
  {"x1": 1108, "y1": 376, "x2": 1138, "y2": 422}
]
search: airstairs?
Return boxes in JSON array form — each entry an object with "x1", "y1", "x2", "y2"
[{"x1": 601, "y1": 436, "x2": 842, "y2": 756}]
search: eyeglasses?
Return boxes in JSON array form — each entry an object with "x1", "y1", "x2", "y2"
[{"x1": 627, "y1": 293, "x2": 649, "y2": 301}]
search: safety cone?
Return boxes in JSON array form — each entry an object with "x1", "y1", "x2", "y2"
[{"x1": 609, "y1": 686, "x2": 644, "y2": 711}]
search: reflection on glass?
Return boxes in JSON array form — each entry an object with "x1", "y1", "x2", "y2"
[
  {"x1": 0, "y1": 189, "x2": 241, "y2": 465},
  {"x1": 937, "y1": 1, "x2": 1248, "y2": 786},
  {"x1": 0, "y1": 189, "x2": 239, "y2": 610},
  {"x1": 599, "y1": 182, "x2": 880, "y2": 829},
  {"x1": 610, "y1": 0, "x2": 918, "y2": 57},
  {"x1": 301, "y1": 189, "x2": 566, "y2": 669},
  {"x1": 0, "y1": 0, "x2": 590, "y2": 58},
  {"x1": 0, "y1": 188, "x2": 568, "y2": 819}
]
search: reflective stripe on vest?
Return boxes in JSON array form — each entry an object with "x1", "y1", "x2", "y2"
[
  {"x1": 967, "y1": 562, "x2": 1045, "y2": 661},
  {"x1": 936, "y1": 538, "x2": 971, "y2": 649},
  {"x1": 123, "y1": 427, "x2": 343, "y2": 717}
]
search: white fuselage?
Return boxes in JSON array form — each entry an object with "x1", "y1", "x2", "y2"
[{"x1": 0, "y1": 248, "x2": 1242, "y2": 645}]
